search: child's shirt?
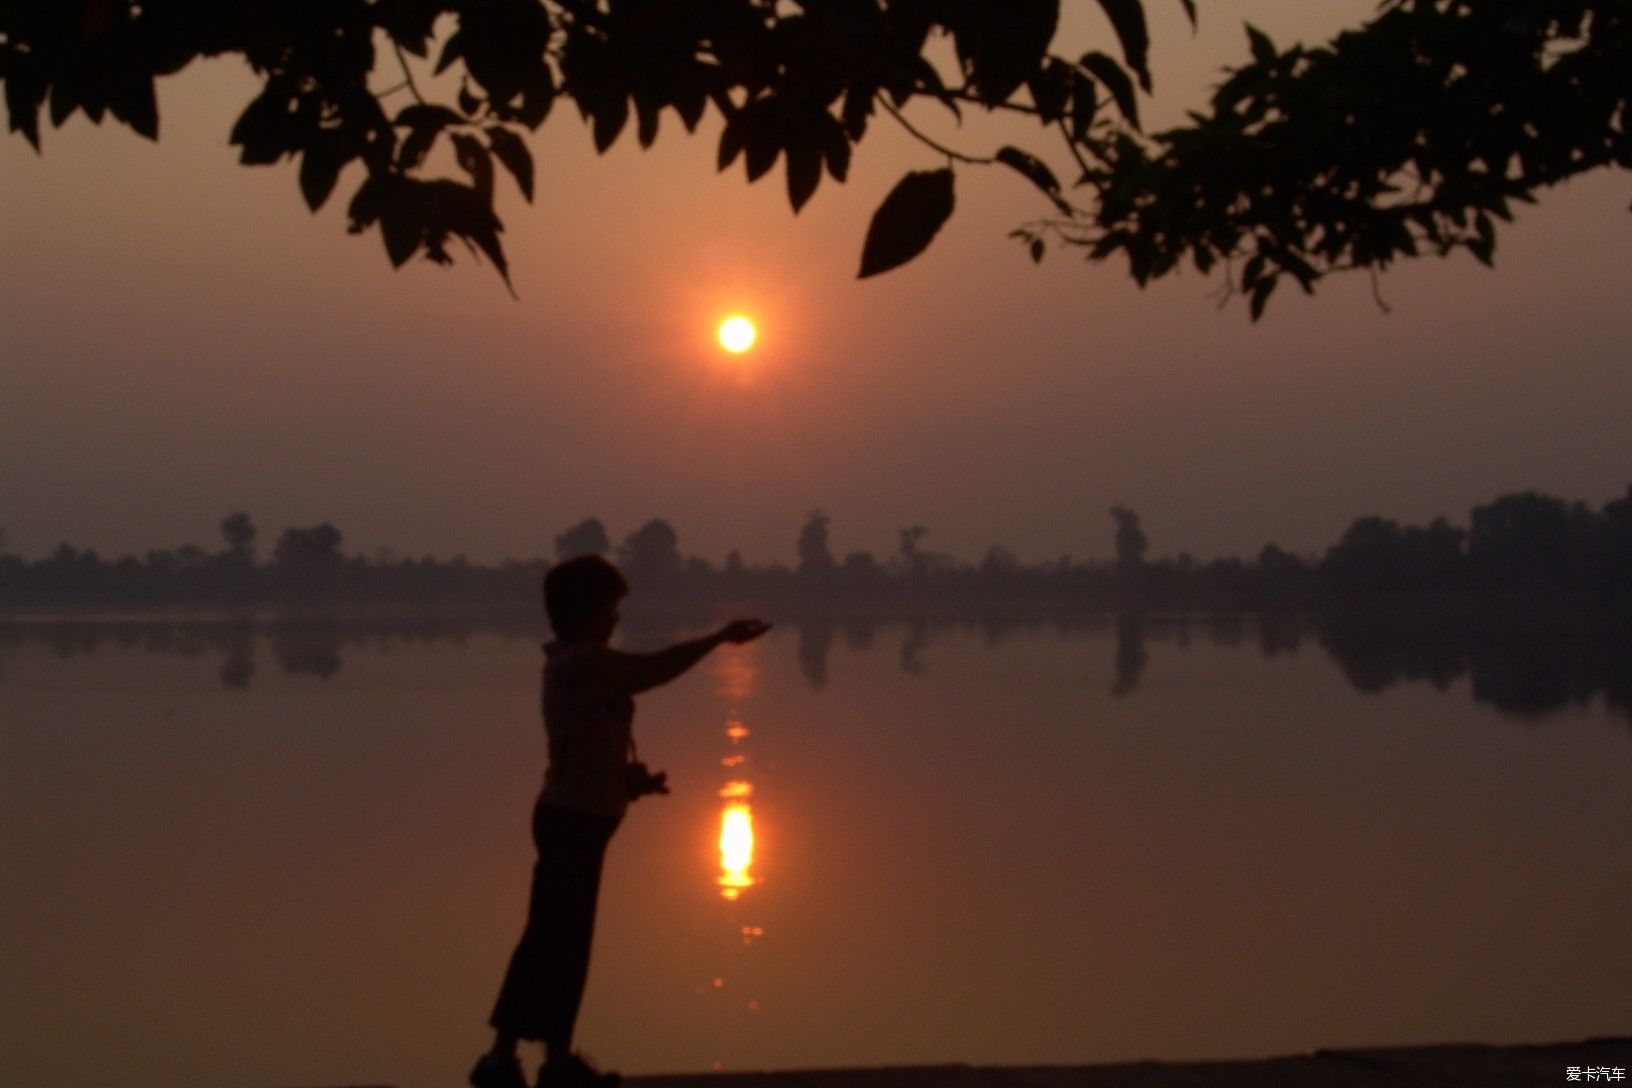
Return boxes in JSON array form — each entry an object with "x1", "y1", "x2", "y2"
[{"x1": 539, "y1": 639, "x2": 634, "y2": 821}]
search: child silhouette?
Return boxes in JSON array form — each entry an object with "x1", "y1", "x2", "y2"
[{"x1": 472, "y1": 555, "x2": 770, "y2": 1088}]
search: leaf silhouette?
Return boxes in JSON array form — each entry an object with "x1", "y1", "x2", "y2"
[
  {"x1": 1095, "y1": 0, "x2": 1152, "y2": 91},
  {"x1": 952, "y1": 0, "x2": 1059, "y2": 105},
  {"x1": 858, "y1": 168, "x2": 955, "y2": 279},
  {"x1": 996, "y1": 146, "x2": 1069, "y2": 212},
  {"x1": 485, "y1": 126, "x2": 533, "y2": 200},
  {"x1": 1080, "y1": 52, "x2": 1139, "y2": 130}
]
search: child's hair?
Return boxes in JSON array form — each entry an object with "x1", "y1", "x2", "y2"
[{"x1": 543, "y1": 554, "x2": 629, "y2": 634}]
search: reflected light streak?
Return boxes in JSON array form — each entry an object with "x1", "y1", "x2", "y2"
[
  {"x1": 718, "y1": 780, "x2": 753, "y2": 800},
  {"x1": 718, "y1": 803, "x2": 756, "y2": 900},
  {"x1": 715, "y1": 651, "x2": 756, "y2": 700}
]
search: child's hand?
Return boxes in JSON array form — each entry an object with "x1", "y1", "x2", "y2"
[{"x1": 718, "y1": 619, "x2": 772, "y2": 644}]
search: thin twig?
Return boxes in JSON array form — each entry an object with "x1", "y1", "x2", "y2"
[
  {"x1": 878, "y1": 95, "x2": 994, "y2": 165},
  {"x1": 394, "y1": 42, "x2": 428, "y2": 105},
  {"x1": 1055, "y1": 117, "x2": 1096, "y2": 184},
  {"x1": 938, "y1": 87, "x2": 1044, "y2": 117},
  {"x1": 1208, "y1": 254, "x2": 1238, "y2": 308},
  {"x1": 1368, "y1": 266, "x2": 1393, "y2": 314}
]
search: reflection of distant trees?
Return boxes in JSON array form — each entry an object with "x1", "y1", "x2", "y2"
[
  {"x1": 1316, "y1": 611, "x2": 1466, "y2": 694},
  {"x1": 1111, "y1": 610, "x2": 1147, "y2": 696},
  {"x1": 220, "y1": 650, "x2": 255, "y2": 689},
  {"x1": 841, "y1": 616, "x2": 876, "y2": 653},
  {"x1": 2, "y1": 609, "x2": 1626, "y2": 724},
  {"x1": 1314, "y1": 610, "x2": 1632, "y2": 723},
  {"x1": 797, "y1": 619, "x2": 833, "y2": 689},
  {"x1": 272, "y1": 625, "x2": 344, "y2": 678},
  {"x1": 796, "y1": 512, "x2": 835, "y2": 580},
  {"x1": 900, "y1": 618, "x2": 930, "y2": 675},
  {"x1": 1257, "y1": 612, "x2": 1303, "y2": 657},
  {"x1": 219, "y1": 626, "x2": 255, "y2": 689},
  {"x1": 0, "y1": 616, "x2": 537, "y2": 690}
]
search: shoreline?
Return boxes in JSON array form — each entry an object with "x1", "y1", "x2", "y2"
[{"x1": 623, "y1": 1038, "x2": 1631, "y2": 1086}]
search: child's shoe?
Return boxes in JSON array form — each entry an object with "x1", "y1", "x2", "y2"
[
  {"x1": 469, "y1": 1052, "x2": 528, "y2": 1088},
  {"x1": 537, "y1": 1052, "x2": 621, "y2": 1087}
]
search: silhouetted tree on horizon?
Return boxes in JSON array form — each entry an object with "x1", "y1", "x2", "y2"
[
  {"x1": 4, "y1": 484, "x2": 1631, "y2": 612},
  {"x1": 796, "y1": 510, "x2": 835, "y2": 578},
  {"x1": 618, "y1": 518, "x2": 682, "y2": 586},
  {"x1": 220, "y1": 513, "x2": 256, "y2": 559},
  {"x1": 554, "y1": 517, "x2": 610, "y2": 561},
  {"x1": 274, "y1": 523, "x2": 344, "y2": 568},
  {"x1": 1110, "y1": 505, "x2": 1147, "y2": 577},
  {"x1": 1468, "y1": 491, "x2": 1582, "y2": 590}
]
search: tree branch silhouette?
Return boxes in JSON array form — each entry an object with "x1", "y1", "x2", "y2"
[{"x1": 2, "y1": 0, "x2": 1623, "y2": 317}]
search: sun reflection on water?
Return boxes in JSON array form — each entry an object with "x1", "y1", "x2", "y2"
[
  {"x1": 717, "y1": 803, "x2": 756, "y2": 900},
  {"x1": 713, "y1": 656, "x2": 761, "y2": 904},
  {"x1": 707, "y1": 644, "x2": 767, "y2": 1032}
]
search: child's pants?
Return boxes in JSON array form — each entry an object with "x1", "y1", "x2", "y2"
[{"x1": 489, "y1": 801, "x2": 621, "y2": 1043}]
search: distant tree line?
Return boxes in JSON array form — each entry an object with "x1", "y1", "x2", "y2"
[{"x1": 1, "y1": 485, "x2": 1628, "y2": 612}]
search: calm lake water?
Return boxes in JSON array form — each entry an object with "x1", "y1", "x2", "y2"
[{"x1": 2, "y1": 614, "x2": 1629, "y2": 1088}]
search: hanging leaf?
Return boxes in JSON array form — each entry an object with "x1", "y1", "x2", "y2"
[
  {"x1": 717, "y1": 117, "x2": 745, "y2": 171},
  {"x1": 451, "y1": 132, "x2": 493, "y2": 197},
  {"x1": 299, "y1": 134, "x2": 352, "y2": 211},
  {"x1": 1249, "y1": 274, "x2": 1278, "y2": 321},
  {"x1": 742, "y1": 100, "x2": 780, "y2": 182},
  {"x1": 515, "y1": 78, "x2": 554, "y2": 129},
  {"x1": 434, "y1": 30, "x2": 464, "y2": 75},
  {"x1": 1069, "y1": 74, "x2": 1098, "y2": 142},
  {"x1": 591, "y1": 93, "x2": 628, "y2": 153},
  {"x1": 486, "y1": 126, "x2": 533, "y2": 200},
  {"x1": 995, "y1": 146, "x2": 1069, "y2": 213},
  {"x1": 4, "y1": 62, "x2": 46, "y2": 149},
  {"x1": 951, "y1": 0, "x2": 1059, "y2": 106},
  {"x1": 823, "y1": 120, "x2": 851, "y2": 182},
  {"x1": 379, "y1": 184, "x2": 423, "y2": 267},
  {"x1": 230, "y1": 87, "x2": 295, "y2": 164},
  {"x1": 108, "y1": 73, "x2": 158, "y2": 140},
  {"x1": 1094, "y1": 0, "x2": 1152, "y2": 91},
  {"x1": 346, "y1": 173, "x2": 391, "y2": 232},
  {"x1": 785, "y1": 129, "x2": 823, "y2": 213},
  {"x1": 857, "y1": 168, "x2": 955, "y2": 279},
  {"x1": 634, "y1": 97, "x2": 660, "y2": 149},
  {"x1": 1246, "y1": 24, "x2": 1277, "y2": 67},
  {"x1": 1079, "y1": 52, "x2": 1139, "y2": 130}
]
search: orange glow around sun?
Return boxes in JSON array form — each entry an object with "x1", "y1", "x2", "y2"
[{"x1": 718, "y1": 315, "x2": 757, "y2": 353}]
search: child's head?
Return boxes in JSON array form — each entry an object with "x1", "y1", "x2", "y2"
[{"x1": 544, "y1": 555, "x2": 629, "y2": 642}]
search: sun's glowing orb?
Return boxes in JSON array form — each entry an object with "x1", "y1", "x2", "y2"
[{"x1": 718, "y1": 316, "x2": 757, "y2": 354}]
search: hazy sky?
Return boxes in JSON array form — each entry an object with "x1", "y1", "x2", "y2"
[{"x1": 3, "y1": 1, "x2": 1629, "y2": 567}]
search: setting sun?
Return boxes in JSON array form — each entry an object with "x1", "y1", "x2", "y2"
[{"x1": 718, "y1": 315, "x2": 757, "y2": 354}]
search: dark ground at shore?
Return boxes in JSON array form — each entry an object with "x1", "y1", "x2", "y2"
[{"x1": 621, "y1": 1038, "x2": 1630, "y2": 1087}]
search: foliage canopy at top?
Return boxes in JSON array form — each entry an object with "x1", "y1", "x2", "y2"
[{"x1": 2, "y1": 0, "x2": 1626, "y2": 316}]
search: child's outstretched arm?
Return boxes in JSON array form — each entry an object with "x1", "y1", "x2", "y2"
[{"x1": 605, "y1": 619, "x2": 770, "y2": 694}]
